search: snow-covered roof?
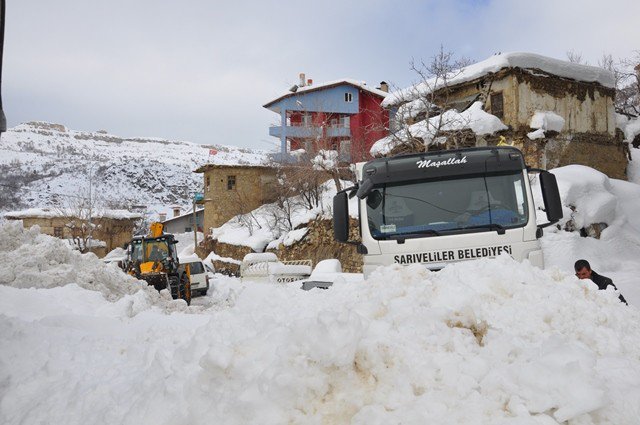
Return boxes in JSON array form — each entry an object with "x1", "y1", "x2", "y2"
[
  {"x1": 162, "y1": 206, "x2": 204, "y2": 224},
  {"x1": 264, "y1": 78, "x2": 388, "y2": 108},
  {"x1": 370, "y1": 102, "x2": 507, "y2": 156},
  {"x1": 3, "y1": 208, "x2": 143, "y2": 220},
  {"x1": 383, "y1": 52, "x2": 616, "y2": 108}
]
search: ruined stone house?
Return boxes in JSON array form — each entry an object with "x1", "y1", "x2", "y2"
[
  {"x1": 195, "y1": 164, "x2": 279, "y2": 231},
  {"x1": 383, "y1": 52, "x2": 628, "y2": 179},
  {"x1": 3, "y1": 208, "x2": 142, "y2": 257}
]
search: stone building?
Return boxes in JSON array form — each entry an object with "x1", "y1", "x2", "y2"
[
  {"x1": 3, "y1": 208, "x2": 142, "y2": 257},
  {"x1": 195, "y1": 164, "x2": 278, "y2": 231},
  {"x1": 382, "y1": 52, "x2": 628, "y2": 179}
]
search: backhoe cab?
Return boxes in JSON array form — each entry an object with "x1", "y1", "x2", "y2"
[{"x1": 126, "y1": 222, "x2": 191, "y2": 305}]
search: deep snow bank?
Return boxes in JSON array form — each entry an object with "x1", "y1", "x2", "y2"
[
  {"x1": 529, "y1": 164, "x2": 640, "y2": 305},
  {"x1": 0, "y1": 221, "x2": 186, "y2": 314},
  {"x1": 2, "y1": 256, "x2": 639, "y2": 424}
]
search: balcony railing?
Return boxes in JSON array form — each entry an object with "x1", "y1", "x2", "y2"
[{"x1": 269, "y1": 125, "x2": 350, "y2": 139}]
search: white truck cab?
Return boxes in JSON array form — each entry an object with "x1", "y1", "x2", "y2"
[{"x1": 333, "y1": 147, "x2": 563, "y2": 277}]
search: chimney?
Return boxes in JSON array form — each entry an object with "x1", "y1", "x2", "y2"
[
  {"x1": 379, "y1": 81, "x2": 389, "y2": 93},
  {"x1": 307, "y1": 79, "x2": 313, "y2": 86},
  {"x1": 299, "y1": 73, "x2": 306, "y2": 87},
  {"x1": 172, "y1": 207, "x2": 181, "y2": 217},
  {"x1": 158, "y1": 213, "x2": 167, "y2": 222}
]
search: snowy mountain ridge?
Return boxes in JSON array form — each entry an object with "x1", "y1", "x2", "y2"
[{"x1": 0, "y1": 121, "x2": 271, "y2": 215}]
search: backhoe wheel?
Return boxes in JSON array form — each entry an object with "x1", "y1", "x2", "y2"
[
  {"x1": 180, "y1": 273, "x2": 191, "y2": 306},
  {"x1": 168, "y1": 276, "x2": 180, "y2": 300}
]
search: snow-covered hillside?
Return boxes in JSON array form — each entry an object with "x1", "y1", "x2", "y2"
[{"x1": 0, "y1": 121, "x2": 270, "y2": 214}]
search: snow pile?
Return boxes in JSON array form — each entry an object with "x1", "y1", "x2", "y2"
[
  {"x1": 211, "y1": 179, "x2": 357, "y2": 251},
  {"x1": 527, "y1": 111, "x2": 565, "y2": 140},
  {"x1": 624, "y1": 117, "x2": 640, "y2": 143},
  {"x1": 103, "y1": 246, "x2": 126, "y2": 262},
  {"x1": 0, "y1": 220, "x2": 186, "y2": 314},
  {"x1": 311, "y1": 149, "x2": 339, "y2": 170},
  {"x1": 3, "y1": 257, "x2": 639, "y2": 424},
  {"x1": 266, "y1": 227, "x2": 309, "y2": 250},
  {"x1": 395, "y1": 97, "x2": 435, "y2": 120},
  {"x1": 532, "y1": 165, "x2": 618, "y2": 230},
  {"x1": 371, "y1": 102, "x2": 507, "y2": 156},
  {"x1": 384, "y1": 52, "x2": 615, "y2": 107},
  {"x1": 531, "y1": 110, "x2": 566, "y2": 132},
  {"x1": 527, "y1": 128, "x2": 546, "y2": 140}
]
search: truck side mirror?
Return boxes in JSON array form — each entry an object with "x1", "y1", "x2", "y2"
[
  {"x1": 540, "y1": 171, "x2": 563, "y2": 224},
  {"x1": 333, "y1": 192, "x2": 349, "y2": 242}
]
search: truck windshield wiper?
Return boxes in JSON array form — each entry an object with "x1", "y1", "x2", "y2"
[
  {"x1": 385, "y1": 229, "x2": 441, "y2": 242},
  {"x1": 460, "y1": 223, "x2": 506, "y2": 235}
]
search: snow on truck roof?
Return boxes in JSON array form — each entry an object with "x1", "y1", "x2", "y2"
[
  {"x1": 382, "y1": 52, "x2": 616, "y2": 108},
  {"x1": 263, "y1": 78, "x2": 388, "y2": 109}
]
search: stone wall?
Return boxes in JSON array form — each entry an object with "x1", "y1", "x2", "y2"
[
  {"x1": 267, "y1": 218, "x2": 363, "y2": 273},
  {"x1": 482, "y1": 132, "x2": 628, "y2": 180},
  {"x1": 196, "y1": 217, "x2": 364, "y2": 275},
  {"x1": 199, "y1": 165, "x2": 278, "y2": 232}
]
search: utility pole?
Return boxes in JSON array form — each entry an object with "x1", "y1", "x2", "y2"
[
  {"x1": 87, "y1": 162, "x2": 97, "y2": 252},
  {"x1": 193, "y1": 195, "x2": 198, "y2": 253},
  {"x1": 0, "y1": 0, "x2": 6, "y2": 138}
]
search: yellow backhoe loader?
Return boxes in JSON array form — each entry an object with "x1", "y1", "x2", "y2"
[{"x1": 125, "y1": 222, "x2": 191, "y2": 305}]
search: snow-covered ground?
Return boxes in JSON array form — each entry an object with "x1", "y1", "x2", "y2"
[{"x1": 2, "y1": 157, "x2": 640, "y2": 424}]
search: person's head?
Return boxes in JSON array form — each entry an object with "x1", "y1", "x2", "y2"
[{"x1": 574, "y1": 259, "x2": 592, "y2": 279}]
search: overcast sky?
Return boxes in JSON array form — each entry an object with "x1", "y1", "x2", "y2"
[{"x1": 5, "y1": 0, "x2": 639, "y2": 150}]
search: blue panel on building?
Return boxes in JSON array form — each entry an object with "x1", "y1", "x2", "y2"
[{"x1": 268, "y1": 84, "x2": 360, "y2": 114}]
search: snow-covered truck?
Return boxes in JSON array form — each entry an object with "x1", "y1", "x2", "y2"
[{"x1": 333, "y1": 147, "x2": 563, "y2": 276}]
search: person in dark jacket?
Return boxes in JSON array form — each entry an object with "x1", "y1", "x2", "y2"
[{"x1": 574, "y1": 259, "x2": 628, "y2": 305}]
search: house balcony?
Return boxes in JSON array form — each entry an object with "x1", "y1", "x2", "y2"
[{"x1": 269, "y1": 125, "x2": 351, "y2": 139}]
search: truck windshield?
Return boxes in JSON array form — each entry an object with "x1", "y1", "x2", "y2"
[{"x1": 366, "y1": 172, "x2": 528, "y2": 239}]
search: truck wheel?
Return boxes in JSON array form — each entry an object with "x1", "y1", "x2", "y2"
[{"x1": 180, "y1": 274, "x2": 191, "y2": 305}]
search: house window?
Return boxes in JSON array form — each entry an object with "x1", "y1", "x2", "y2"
[
  {"x1": 185, "y1": 227, "x2": 192, "y2": 233},
  {"x1": 339, "y1": 116, "x2": 350, "y2": 128},
  {"x1": 227, "y1": 175, "x2": 236, "y2": 190},
  {"x1": 54, "y1": 227, "x2": 63, "y2": 237},
  {"x1": 344, "y1": 92, "x2": 353, "y2": 103},
  {"x1": 302, "y1": 112, "x2": 313, "y2": 127},
  {"x1": 491, "y1": 92, "x2": 504, "y2": 119}
]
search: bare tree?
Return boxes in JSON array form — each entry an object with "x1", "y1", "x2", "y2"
[
  {"x1": 382, "y1": 45, "x2": 477, "y2": 155},
  {"x1": 566, "y1": 50, "x2": 587, "y2": 64},
  {"x1": 57, "y1": 186, "x2": 102, "y2": 253},
  {"x1": 617, "y1": 51, "x2": 640, "y2": 116},
  {"x1": 230, "y1": 190, "x2": 263, "y2": 236}
]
